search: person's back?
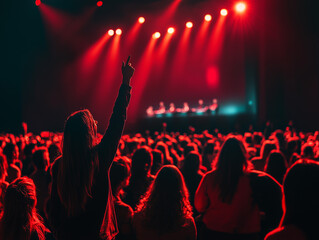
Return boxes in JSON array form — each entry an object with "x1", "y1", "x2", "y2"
[
  {"x1": 124, "y1": 147, "x2": 154, "y2": 209},
  {"x1": 47, "y1": 57, "x2": 134, "y2": 240},
  {"x1": 133, "y1": 166, "x2": 196, "y2": 240},
  {"x1": 265, "y1": 160, "x2": 319, "y2": 240},
  {"x1": 196, "y1": 171, "x2": 260, "y2": 234}
]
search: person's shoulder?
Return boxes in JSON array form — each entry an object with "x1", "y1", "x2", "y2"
[
  {"x1": 249, "y1": 170, "x2": 280, "y2": 184},
  {"x1": 50, "y1": 156, "x2": 62, "y2": 177},
  {"x1": 265, "y1": 225, "x2": 307, "y2": 240}
]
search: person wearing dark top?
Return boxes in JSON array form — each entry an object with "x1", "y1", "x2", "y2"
[
  {"x1": 47, "y1": 57, "x2": 134, "y2": 240},
  {"x1": 30, "y1": 147, "x2": 51, "y2": 216},
  {"x1": 265, "y1": 160, "x2": 319, "y2": 240},
  {"x1": 110, "y1": 158, "x2": 133, "y2": 240},
  {"x1": 181, "y1": 151, "x2": 203, "y2": 217},
  {"x1": 123, "y1": 146, "x2": 154, "y2": 209},
  {"x1": 0, "y1": 177, "x2": 49, "y2": 240}
]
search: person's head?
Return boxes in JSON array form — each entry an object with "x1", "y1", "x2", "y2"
[
  {"x1": 1, "y1": 177, "x2": 47, "y2": 240},
  {"x1": 260, "y1": 140, "x2": 277, "y2": 160},
  {"x1": 182, "y1": 151, "x2": 201, "y2": 175},
  {"x1": 301, "y1": 144, "x2": 314, "y2": 159},
  {"x1": 136, "y1": 165, "x2": 192, "y2": 233},
  {"x1": 155, "y1": 141, "x2": 172, "y2": 165},
  {"x1": 183, "y1": 143, "x2": 198, "y2": 157},
  {"x1": 48, "y1": 143, "x2": 62, "y2": 164},
  {"x1": 110, "y1": 158, "x2": 131, "y2": 196},
  {"x1": 281, "y1": 160, "x2": 319, "y2": 239},
  {"x1": 2, "y1": 143, "x2": 19, "y2": 163},
  {"x1": 32, "y1": 147, "x2": 50, "y2": 171},
  {"x1": 213, "y1": 135, "x2": 250, "y2": 203},
  {"x1": 151, "y1": 149, "x2": 163, "y2": 175},
  {"x1": 264, "y1": 150, "x2": 287, "y2": 184},
  {"x1": 23, "y1": 143, "x2": 36, "y2": 159},
  {"x1": 58, "y1": 109, "x2": 98, "y2": 216},
  {"x1": 0, "y1": 153, "x2": 8, "y2": 182},
  {"x1": 131, "y1": 146, "x2": 153, "y2": 177}
]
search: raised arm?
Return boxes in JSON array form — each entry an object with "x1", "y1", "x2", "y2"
[
  {"x1": 98, "y1": 56, "x2": 134, "y2": 170},
  {"x1": 195, "y1": 174, "x2": 210, "y2": 213}
]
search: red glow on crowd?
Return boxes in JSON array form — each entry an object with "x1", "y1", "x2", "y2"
[
  {"x1": 96, "y1": 1, "x2": 103, "y2": 7},
  {"x1": 138, "y1": 17, "x2": 145, "y2": 24},
  {"x1": 235, "y1": 2, "x2": 247, "y2": 13}
]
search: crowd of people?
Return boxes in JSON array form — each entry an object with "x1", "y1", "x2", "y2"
[{"x1": 1, "y1": 59, "x2": 319, "y2": 240}]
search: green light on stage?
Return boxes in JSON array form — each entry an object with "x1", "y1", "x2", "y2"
[{"x1": 248, "y1": 100, "x2": 253, "y2": 106}]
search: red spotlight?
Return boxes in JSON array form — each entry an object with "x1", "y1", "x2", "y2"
[
  {"x1": 205, "y1": 14, "x2": 212, "y2": 22},
  {"x1": 96, "y1": 1, "x2": 103, "y2": 7},
  {"x1": 152, "y1": 32, "x2": 161, "y2": 39},
  {"x1": 186, "y1": 21, "x2": 193, "y2": 28},
  {"x1": 220, "y1": 9, "x2": 228, "y2": 16},
  {"x1": 138, "y1": 17, "x2": 145, "y2": 24},
  {"x1": 35, "y1": 0, "x2": 41, "y2": 6},
  {"x1": 108, "y1": 29, "x2": 114, "y2": 36},
  {"x1": 115, "y1": 29, "x2": 122, "y2": 35},
  {"x1": 235, "y1": 2, "x2": 246, "y2": 13},
  {"x1": 167, "y1": 27, "x2": 175, "y2": 34}
]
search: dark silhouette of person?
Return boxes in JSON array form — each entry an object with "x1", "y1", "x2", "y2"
[
  {"x1": 47, "y1": 57, "x2": 134, "y2": 240},
  {"x1": 123, "y1": 146, "x2": 154, "y2": 209},
  {"x1": 264, "y1": 150, "x2": 288, "y2": 184},
  {"x1": 133, "y1": 165, "x2": 196, "y2": 240},
  {"x1": 110, "y1": 158, "x2": 133, "y2": 240},
  {"x1": 0, "y1": 177, "x2": 49, "y2": 240},
  {"x1": 265, "y1": 160, "x2": 319, "y2": 240},
  {"x1": 181, "y1": 151, "x2": 203, "y2": 216},
  {"x1": 195, "y1": 136, "x2": 282, "y2": 240}
]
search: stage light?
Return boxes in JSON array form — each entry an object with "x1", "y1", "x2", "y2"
[
  {"x1": 220, "y1": 9, "x2": 228, "y2": 16},
  {"x1": 167, "y1": 27, "x2": 175, "y2": 34},
  {"x1": 235, "y1": 2, "x2": 246, "y2": 13},
  {"x1": 115, "y1": 29, "x2": 122, "y2": 35},
  {"x1": 108, "y1": 29, "x2": 114, "y2": 36},
  {"x1": 186, "y1": 21, "x2": 193, "y2": 28},
  {"x1": 152, "y1": 32, "x2": 161, "y2": 39},
  {"x1": 205, "y1": 14, "x2": 212, "y2": 22},
  {"x1": 96, "y1": 1, "x2": 103, "y2": 7},
  {"x1": 35, "y1": 0, "x2": 41, "y2": 6},
  {"x1": 138, "y1": 17, "x2": 145, "y2": 24}
]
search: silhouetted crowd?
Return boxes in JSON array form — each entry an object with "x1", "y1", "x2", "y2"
[
  {"x1": 1, "y1": 125, "x2": 319, "y2": 240},
  {"x1": 1, "y1": 60, "x2": 319, "y2": 240}
]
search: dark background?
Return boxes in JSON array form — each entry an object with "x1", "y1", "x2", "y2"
[{"x1": 1, "y1": 0, "x2": 318, "y2": 133}]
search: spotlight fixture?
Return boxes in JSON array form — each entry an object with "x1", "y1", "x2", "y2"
[
  {"x1": 186, "y1": 22, "x2": 193, "y2": 28},
  {"x1": 205, "y1": 14, "x2": 212, "y2": 22},
  {"x1": 167, "y1": 27, "x2": 175, "y2": 34},
  {"x1": 108, "y1": 29, "x2": 114, "y2": 36},
  {"x1": 138, "y1": 17, "x2": 145, "y2": 24},
  {"x1": 152, "y1": 32, "x2": 161, "y2": 39},
  {"x1": 235, "y1": 2, "x2": 246, "y2": 13},
  {"x1": 220, "y1": 9, "x2": 228, "y2": 16},
  {"x1": 116, "y1": 29, "x2": 122, "y2": 35}
]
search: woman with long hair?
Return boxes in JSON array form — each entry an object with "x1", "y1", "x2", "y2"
[
  {"x1": 133, "y1": 165, "x2": 196, "y2": 240},
  {"x1": 0, "y1": 177, "x2": 49, "y2": 240},
  {"x1": 47, "y1": 57, "x2": 134, "y2": 240},
  {"x1": 195, "y1": 135, "x2": 282, "y2": 240}
]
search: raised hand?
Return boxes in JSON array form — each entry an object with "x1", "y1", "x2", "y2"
[{"x1": 122, "y1": 56, "x2": 135, "y2": 86}]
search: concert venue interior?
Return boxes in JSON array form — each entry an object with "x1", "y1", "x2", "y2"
[
  {"x1": 1, "y1": 1, "x2": 319, "y2": 240},
  {"x1": 2, "y1": 0, "x2": 319, "y2": 133}
]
